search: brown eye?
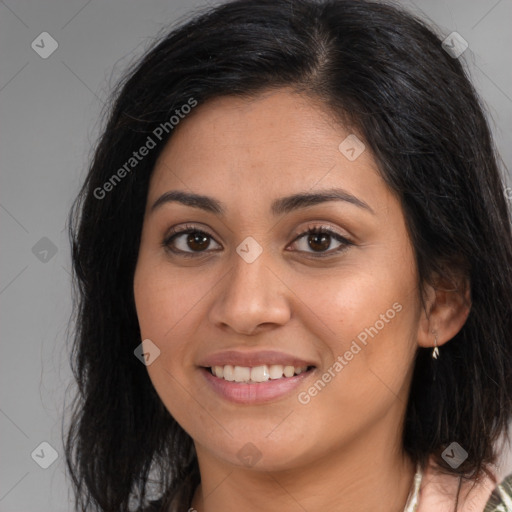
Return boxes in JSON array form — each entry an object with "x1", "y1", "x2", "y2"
[
  {"x1": 184, "y1": 231, "x2": 211, "y2": 251},
  {"x1": 163, "y1": 225, "x2": 221, "y2": 256},
  {"x1": 290, "y1": 226, "x2": 353, "y2": 256},
  {"x1": 162, "y1": 223, "x2": 353, "y2": 259},
  {"x1": 307, "y1": 231, "x2": 332, "y2": 252}
]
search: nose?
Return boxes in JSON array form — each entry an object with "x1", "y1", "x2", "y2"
[{"x1": 208, "y1": 248, "x2": 291, "y2": 336}]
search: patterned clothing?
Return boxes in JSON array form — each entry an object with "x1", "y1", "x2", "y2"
[{"x1": 415, "y1": 457, "x2": 512, "y2": 512}]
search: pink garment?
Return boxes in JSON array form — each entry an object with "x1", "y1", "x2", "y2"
[{"x1": 417, "y1": 457, "x2": 499, "y2": 512}]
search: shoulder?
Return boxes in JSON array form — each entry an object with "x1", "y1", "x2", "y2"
[
  {"x1": 483, "y1": 472, "x2": 512, "y2": 512},
  {"x1": 417, "y1": 457, "x2": 506, "y2": 512}
]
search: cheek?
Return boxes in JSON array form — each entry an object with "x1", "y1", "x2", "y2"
[
  {"x1": 133, "y1": 254, "x2": 217, "y2": 395},
  {"x1": 288, "y1": 253, "x2": 416, "y2": 347},
  {"x1": 134, "y1": 255, "x2": 205, "y2": 342},
  {"x1": 133, "y1": 257, "x2": 207, "y2": 431},
  {"x1": 289, "y1": 254, "x2": 418, "y2": 411}
]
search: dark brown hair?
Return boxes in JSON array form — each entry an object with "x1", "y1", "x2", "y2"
[{"x1": 65, "y1": 0, "x2": 512, "y2": 510}]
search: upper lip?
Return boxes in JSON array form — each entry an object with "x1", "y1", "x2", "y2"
[{"x1": 198, "y1": 350, "x2": 317, "y2": 368}]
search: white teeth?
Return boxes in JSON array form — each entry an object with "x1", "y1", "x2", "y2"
[
  {"x1": 269, "y1": 364, "x2": 284, "y2": 379},
  {"x1": 250, "y1": 365, "x2": 270, "y2": 382},
  {"x1": 210, "y1": 364, "x2": 309, "y2": 383},
  {"x1": 234, "y1": 366, "x2": 251, "y2": 382},
  {"x1": 283, "y1": 365, "x2": 295, "y2": 378},
  {"x1": 223, "y1": 365, "x2": 235, "y2": 381}
]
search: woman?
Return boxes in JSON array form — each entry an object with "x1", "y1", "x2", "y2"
[{"x1": 65, "y1": 0, "x2": 512, "y2": 510}]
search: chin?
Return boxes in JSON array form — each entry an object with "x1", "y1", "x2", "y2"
[{"x1": 197, "y1": 427, "x2": 320, "y2": 472}]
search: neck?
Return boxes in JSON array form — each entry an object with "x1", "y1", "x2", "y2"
[{"x1": 190, "y1": 427, "x2": 416, "y2": 512}]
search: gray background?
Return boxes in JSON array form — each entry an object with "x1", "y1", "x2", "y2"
[{"x1": 1, "y1": 0, "x2": 511, "y2": 510}]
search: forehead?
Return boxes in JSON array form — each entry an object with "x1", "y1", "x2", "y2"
[{"x1": 147, "y1": 89, "x2": 388, "y2": 215}]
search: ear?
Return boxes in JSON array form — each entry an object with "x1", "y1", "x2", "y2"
[{"x1": 417, "y1": 271, "x2": 471, "y2": 349}]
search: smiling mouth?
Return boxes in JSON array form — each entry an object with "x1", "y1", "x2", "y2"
[{"x1": 207, "y1": 364, "x2": 316, "y2": 383}]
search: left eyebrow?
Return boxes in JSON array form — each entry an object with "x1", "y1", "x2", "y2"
[
  {"x1": 271, "y1": 188, "x2": 375, "y2": 216},
  {"x1": 150, "y1": 187, "x2": 375, "y2": 216}
]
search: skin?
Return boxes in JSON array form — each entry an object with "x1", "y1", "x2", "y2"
[{"x1": 133, "y1": 88, "x2": 470, "y2": 512}]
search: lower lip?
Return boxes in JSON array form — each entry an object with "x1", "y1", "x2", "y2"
[{"x1": 200, "y1": 367, "x2": 315, "y2": 404}]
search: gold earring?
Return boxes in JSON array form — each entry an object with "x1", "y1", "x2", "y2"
[{"x1": 432, "y1": 331, "x2": 439, "y2": 359}]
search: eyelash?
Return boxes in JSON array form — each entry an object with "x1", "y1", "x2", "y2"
[{"x1": 162, "y1": 223, "x2": 354, "y2": 259}]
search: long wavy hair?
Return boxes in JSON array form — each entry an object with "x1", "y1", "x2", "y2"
[{"x1": 65, "y1": 0, "x2": 512, "y2": 510}]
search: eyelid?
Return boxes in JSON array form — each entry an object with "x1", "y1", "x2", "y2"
[
  {"x1": 164, "y1": 223, "x2": 214, "y2": 239},
  {"x1": 291, "y1": 222, "x2": 349, "y2": 241}
]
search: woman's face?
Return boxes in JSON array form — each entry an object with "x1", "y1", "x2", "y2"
[{"x1": 133, "y1": 89, "x2": 423, "y2": 472}]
